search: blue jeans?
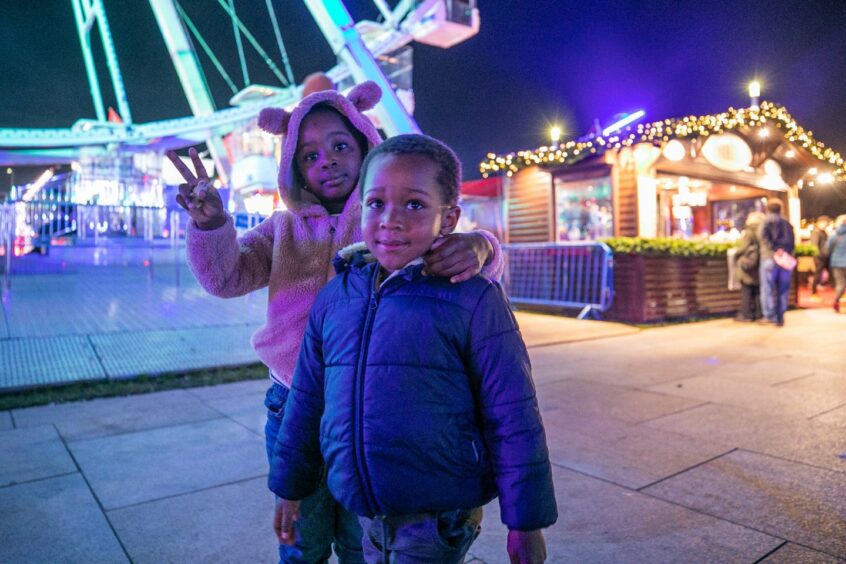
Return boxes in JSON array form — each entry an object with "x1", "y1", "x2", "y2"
[
  {"x1": 760, "y1": 258, "x2": 791, "y2": 324},
  {"x1": 265, "y1": 383, "x2": 364, "y2": 564},
  {"x1": 358, "y1": 507, "x2": 482, "y2": 564}
]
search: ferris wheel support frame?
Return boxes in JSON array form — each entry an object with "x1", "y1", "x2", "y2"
[
  {"x1": 71, "y1": 0, "x2": 134, "y2": 124},
  {"x1": 149, "y1": 0, "x2": 232, "y2": 183},
  {"x1": 305, "y1": 0, "x2": 421, "y2": 137}
]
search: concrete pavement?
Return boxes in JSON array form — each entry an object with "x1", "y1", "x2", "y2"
[{"x1": 2, "y1": 307, "x2": 845, "y2": 563}]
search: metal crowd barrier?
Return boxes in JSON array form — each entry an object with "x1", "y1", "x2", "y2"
[
  {"x1": 1, "y1": 204, "x2": 14, "y2": 292},
  {"x1": 502, "y1": 242, "x2": 614, "y2": 319}
]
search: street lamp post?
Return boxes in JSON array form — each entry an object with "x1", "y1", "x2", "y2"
[
  {"x1": 550, "y1": 126, "x2": 562, "y2": 146},
  {"x1": 748, "y1": 80, "x2": 761, "y2": 108}
]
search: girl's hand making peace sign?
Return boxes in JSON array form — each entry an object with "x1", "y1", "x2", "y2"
[{"x1": 166, "y1": 147, "x2": 227, "y2": 231}]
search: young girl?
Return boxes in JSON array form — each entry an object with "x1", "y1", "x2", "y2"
[{"x1": 166, "y1": 81, "x2": 503, "y2": 563}]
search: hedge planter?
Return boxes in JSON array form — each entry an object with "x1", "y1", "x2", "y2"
[{"x1": 605, "y1": 254, "x2": 797, "y2": 323}]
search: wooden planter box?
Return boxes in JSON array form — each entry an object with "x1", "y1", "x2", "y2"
[{"x1": 605, "y1": 254, "x2": 797, "y2": 323}]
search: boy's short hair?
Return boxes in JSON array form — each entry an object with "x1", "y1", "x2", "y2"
[
  {"x1": 766, "y1": 199, "x2": 783, "y2": 214},
  {"x1": 359, "y1": 134, "x2": 462, "y2": 205}
]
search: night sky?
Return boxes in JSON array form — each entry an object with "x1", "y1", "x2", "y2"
[{"x1": 3, "y1": 1, "x2": 845, "y2": 214}]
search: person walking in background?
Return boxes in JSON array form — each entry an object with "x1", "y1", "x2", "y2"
[
  {"x1": 828, "y1": 215, "x2": 846, "y2": 313},
  {"x1": 810, "y1": 215, "x2": 831, "y2": 298},
  {"x1": 734, "y1": 211, "x2": 764, "y2": 322},
  {"x1": 758, "y1": 200, "x2": 795, "y2": 327}
]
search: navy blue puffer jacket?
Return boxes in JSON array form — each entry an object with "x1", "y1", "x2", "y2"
[{"x1": 269, "y1": 257, "x2": 557, "y2": 532}]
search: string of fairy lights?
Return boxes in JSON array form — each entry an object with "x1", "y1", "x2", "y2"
[{"x1": 479, "y1": 102, "x2": 845, "y2": 181}]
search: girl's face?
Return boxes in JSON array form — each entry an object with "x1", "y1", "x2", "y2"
[{"x1": 295, "y1": 109, "x2": 364, "y2": 213}]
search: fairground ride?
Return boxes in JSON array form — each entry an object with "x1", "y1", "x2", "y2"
[{"x1": 0, "y1": 0, "x2": 479, "y2": 250}]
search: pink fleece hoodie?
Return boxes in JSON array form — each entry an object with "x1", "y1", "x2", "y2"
[{"x1": 185, "y1": 81, "x2": 503, "y2": 387}]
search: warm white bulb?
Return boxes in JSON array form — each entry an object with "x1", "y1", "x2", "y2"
[{"x1": 550, "y1": 126, "x2": 562, "y2": 144}]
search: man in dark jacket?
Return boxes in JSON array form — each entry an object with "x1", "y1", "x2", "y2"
[
  {"x1": 758, "y1": 200, "x2": 795, "y2": 326},
  {"x1": 270, "y1": 135, "x2": 556, "y2": 563}
]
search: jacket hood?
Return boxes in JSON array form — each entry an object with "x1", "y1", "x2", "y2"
[
  {"x1": 333, "y1": 242, "x2": 375, "y2": 273},
  {"x1": 257, "y1": 81, "x2": 384, "y2": 213}
]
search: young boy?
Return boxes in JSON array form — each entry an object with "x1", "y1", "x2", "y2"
[{"x1": 270, "y1": 134, "x2": 557, "y2": 563}]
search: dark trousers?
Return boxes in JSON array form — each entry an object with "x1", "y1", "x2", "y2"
[
  {"x1": 812, "y1": 257, "x2": 828, "y2": 293},
  {"x1": 738, "y1": 283, "x2": 761, "y2": 320},
  {"x1": 834, "y1": 268, "x2": 846, "y2": 304},
  {"x1": 265, "y1": 383, "x2": 364, "y2": 564},
  {"x1": 358, "y1": 508, "x2": 482, "y2": 564}
]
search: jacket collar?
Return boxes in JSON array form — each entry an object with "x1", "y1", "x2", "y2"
[{"x1": 334, "y1": 242, "x2": 425, "y2": 285}]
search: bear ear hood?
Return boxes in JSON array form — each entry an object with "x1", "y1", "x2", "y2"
[
  {"x1": 257, "y1": 81, "x2": 384, "y2": 210},
  {"x1": 257, "y1": 107, "x2": 290, "y2": 136}
]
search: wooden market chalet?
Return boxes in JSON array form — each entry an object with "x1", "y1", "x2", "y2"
[{"x1": 473, "y1": 101, "x2": 845, "y2": 244}]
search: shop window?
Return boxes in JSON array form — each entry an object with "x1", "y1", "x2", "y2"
[
  {"x1": 712, "y1": 198, "x2": 766, "y2": 233},
  {"x1": 554, "y1": 176, "x2": 613, "y2": 241}
]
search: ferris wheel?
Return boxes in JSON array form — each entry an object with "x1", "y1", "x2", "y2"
[{"x1": 0, "y1": 0, "x2": 480, "y2": 187}]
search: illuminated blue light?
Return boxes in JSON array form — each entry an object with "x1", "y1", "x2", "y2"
[{"x1": 602, "y1": 110, "x2": 646, "y2": 137}]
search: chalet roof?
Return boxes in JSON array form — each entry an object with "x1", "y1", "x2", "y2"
[{"x1": 480, "y1": 102, "x2": 844, "y2": 181}]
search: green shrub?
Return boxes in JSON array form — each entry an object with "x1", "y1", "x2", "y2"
[
  {"x1": 600, "y1": 237, "x2": 732, "y2": 257},
  {"x1": 794, "y1": 243, "x2": 818, "y2": 257},
  {"x1": 600, "y1": 237, "x2": 818, "y2": 257}
]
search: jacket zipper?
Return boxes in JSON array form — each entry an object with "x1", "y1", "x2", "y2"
[{"x1": 353, "y1": 265, "x2": 383, "y2": 515}]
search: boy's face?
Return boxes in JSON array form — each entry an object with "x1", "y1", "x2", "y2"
[
  {"x1": 296, "y1": 110, "x2": 364, "y2": 211},
  {"x1": 361, "y1": 153, "x2": 460, "y2": 273}
]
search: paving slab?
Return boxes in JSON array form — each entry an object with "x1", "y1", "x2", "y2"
[
  {"x1": 813, "y1": 404, "x2": 846, "y2": 427},
  {"x1": 12, "y1": 389, "x2": 222, "y2": 441},
  {"x1": 0, "y1": 473, "x2": 128, "y2": 563},
  {"x1": 0, "y1": 335, "x2": 105, "y2": 390},
  {"x1": 542, "y1": 412, "x2": 732, "y2": 489},
  {"x1": 108, "y1": 476, "x2": 276, "y2": 564},
  {"x1": 528, "y1": 337, "x2": 726, "y2": 387},
  {"x1": 761, "y1": 543, "x2": 844, "y2": 563},
  {"x1": 201, "y1": 391, "x2": 267, "y2": 437},
  {"x1": 89, "y1": 325, "x2": 260, "y2": 378},
  {"x1": 536, "y1": 377, "x2": 704, "y2": 424},
  {"x1": 775, "y1": 368, "x2": 846, "y2": 399},
  {"x1": 513, "y1": 311, "x2": 638, "y2": 348},
  {"x1": 68, "y1": 417, "x2": 266, "y2": 510},
  {"x1": 186, "y1": 377, "x2": 270, "y2": 401},
  {"x1": 695, "y1": 355, "x2": 820, "y2": 386},
  {"x1": 468, "y1": 465, "x2": 780, "y2": 563},
  {"x1": 644, "y1": 403, "x2": 846, "y2": 473},
  {"x1": 643, "y1": 449, "x2": 846, "y2": 559},
  {"x1": 3, "y1": 263, "x2": 267, "y2": 338},
  {"x1": 0, "y1": 425, "x2": 77, "y2": 487},
  {"x1": 0, "y1": 410, "x2": 12, "y2": 431},
  {"x1": 646, "y1": 373, "x2": 842, "y2": 419}
]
